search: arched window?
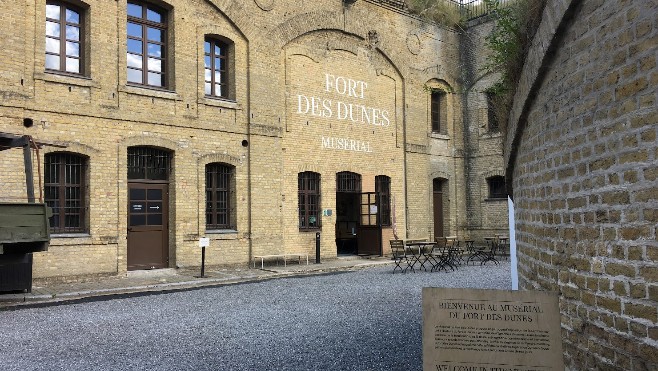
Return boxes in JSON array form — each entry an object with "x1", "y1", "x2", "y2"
[
  {"x1": 127, "y1": 146, "x2": 170, "y2": 180},
  {"x1": 298, "y1": 172, "x2": 321, "y2": 230},
  {"x1": 206, "y1": 163, "x2": 235, "y2": 229},
  {"x1": 127, "y1": 1, "x2": 168, "y2": 87},
  {"x1": 431, "y1": 90, "x2": 447, "y2": 134},
  {"x1": 336, "y1": 171, "x2": 361, "y2": 193},
  {"x1": 204, "y1": 37, "x2": 232, "y2": 99},
  {"x1": 44, "y1": 152, "x2": 87, "y2": 233},
  {"x1": 45, "y1": 1, "x2": 86, "y2": 75}
]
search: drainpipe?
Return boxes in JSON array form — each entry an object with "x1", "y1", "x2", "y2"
[{"x1": 246, "y1": 47, "x2": 253, "y2": 267}]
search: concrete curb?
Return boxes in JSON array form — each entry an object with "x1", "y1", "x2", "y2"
[{"x1": 0, "y1": 259, "x2": 393, "y2": 310}]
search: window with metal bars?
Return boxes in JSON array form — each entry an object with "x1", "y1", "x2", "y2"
[
  {"x1": 336, "y1": 172, "x2": 361, "y2": 193},
  {"x1": 45, "y1": 1, "x2": 84, "y2": 75},
  {"x1": 44, "y1": 152, "x2": 87, "y2": 233},
  {"x1": 127, "y1": 147, "x2": 170, "y2": 180},
  {"x1": 486, "y1": 91, "x2": 499, "y2": 132},
  {"x1": 431, "y1": 91, "x2": 446, "y2": 134},
  {"x1": 375, "y1": 175, "x2": 391, "y2": 226},
  {"x1": 298, "y1": 172, "x2": 320, "y2": 230},
  {"x1": 204, "y1": 37, "x2": 229, "y2": 98},
  {"x1": 487, "y1": 176, "x2": 507, "y2": 199},
  {"x1": 126, "y1": 1, "x2": 167, "y2": 88},
  {"x1": 206, "y1": 163, "x2": 234, "y2": 229}
]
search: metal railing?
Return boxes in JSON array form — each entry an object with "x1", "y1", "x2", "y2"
[{"x1": 374, "y1": 0, "x2": 514, "y2": 21}]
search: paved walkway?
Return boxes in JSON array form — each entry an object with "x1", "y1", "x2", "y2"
[{"x1": 0, "y1": 255, "x2": 393, "y2": 309}]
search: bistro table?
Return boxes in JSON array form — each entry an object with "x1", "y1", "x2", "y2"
[{"x1": 405, "y1": 240, "x2": 436, "y2": 271}]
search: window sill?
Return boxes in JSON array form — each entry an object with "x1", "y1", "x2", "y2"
[
  {"x1": 481, "y1": 131, "x2": 502, "y2": 138},
  {"x1": 299, "y1": 228, "x2": 321, "y2": 232},
  {"x1": 51, "y1": 233, "x2": 92, "y2": 238},
  {"x1": 429, "y1": 132, "x2": 450, "y2": 140},
  {"x1": 120, "y1": 84, "x2": 181, "y2": 101},
  {"x1": 200, "y1": 96, "x2": 241, "y2": 110},
  {"x1": 35, "y1": 72, "x2": 97, "y2": 88},
  {"x1": 206, "y1": 229, "x2": 238, "y2": 235}
]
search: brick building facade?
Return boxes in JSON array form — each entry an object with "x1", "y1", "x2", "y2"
[
  {"x1": 505, "y1": 0, "x2": 657, "y2": 369},
  {"x1": 0, "y1": 0, "x2": 507, "y2": 280}
]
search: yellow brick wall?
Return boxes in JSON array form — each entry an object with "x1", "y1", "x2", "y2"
[{"x1": 0, "y1": 0, "x2": 507, "y2": 279}]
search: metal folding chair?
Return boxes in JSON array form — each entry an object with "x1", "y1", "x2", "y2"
[{"x1": 390, "y1": 239, "x2": 413, "y2": 273}]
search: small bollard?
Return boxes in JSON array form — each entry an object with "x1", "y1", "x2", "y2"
[{"x1": 315, "y1": 231, "x2": 321, "y2": 264}]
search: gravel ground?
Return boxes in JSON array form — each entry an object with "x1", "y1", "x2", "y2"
[{"x1": 0, "y1": 262, "x2": 511, "y2": 371}]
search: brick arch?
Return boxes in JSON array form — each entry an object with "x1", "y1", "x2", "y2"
[
  {"x1": 198, "y1": 152, "x2": 244, "y2": 168},
  {"x1": 41, "y1": 141, "x2": 99, "y2": 157},
  {"x1": 482, "y1": 169, "x2": 504, "y2": 179},
  {"x1": 121, "y1": 136, "x2": 179, "y2": 152},
  {"x1": 202, "y1": 0, "x2": 249, "y2": 42},
  {"x1": 283, "y1": 29, "x2": 404, "y2": 81},
  {"x1": 429, "y1": 170, "x2": 451, "y2": 181}
]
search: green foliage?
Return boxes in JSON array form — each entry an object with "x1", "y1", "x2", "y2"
[
  {"x1": 407, "y1": 0, "x2": 464, "y2": 28},
  {"x1": 483, "y1": 0, "x2": 547, "y2": 133}
]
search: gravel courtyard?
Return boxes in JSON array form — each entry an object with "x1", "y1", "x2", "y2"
[{"x1": 0, "y1": 263, "x2": 511, "y2": 371}]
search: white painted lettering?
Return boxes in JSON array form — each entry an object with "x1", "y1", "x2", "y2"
[
  {"x1": 381, "y1": 110, "x2": 390, "y2": 127},
  {"x1": 322, "y1": 99, "x2": 332, "y2": 118},
  {"x1": 335, "y1": 76, "x2": 346, "y2": 95},
  {"x1": 297, "y1": 94, "x2": 310, "y2": 114},
  {"x1": 337, "y1": 101, "x2": 348, "y2": 120},
  {"x1": 310, "y1": 96, "x2": 321, "y2": 116}
]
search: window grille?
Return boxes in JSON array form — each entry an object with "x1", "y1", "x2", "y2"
[
  {"x1": 127, "y1": 147, "x2": 170, "y2": 180},
  {"x1": 206, "y1": 163, "x2": 233, "y2": 229},
  {"x1": 45, "y1": 152, "x2": 86, "y2": 233},
  {"x1": 375, "y1": 175, "x2": 391, "y2": 226},
  {"x1": 299, "y1": 172, "x2": 321, "y2": 230},
  {"x1": 336, "y1": 172, "x2": 361, "y2": 193}
]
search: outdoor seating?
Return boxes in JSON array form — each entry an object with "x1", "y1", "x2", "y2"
[
  {"x1": 445, "y1": 236, "x2": 464, "y2": 266},
  {"x1": 390, "y1": 239, "x2": 413, "y2": 273},
  {"x1": 496, "y1": 235, "x2": 510, "y2": 260},
  {"x1": 404, "y1": 239, "x2": 434, "y2": 271},
  {"x1": 428, "y1": 237, "x2": 455, "y2": 272},
  {"x1": 465, "y1": 239, "x2": 487, "y2": 265},
  {"x1": 480, "y1": 237, "x2": 500, "y2": 265}
]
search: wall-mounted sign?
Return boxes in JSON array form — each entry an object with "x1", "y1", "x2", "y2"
[{"x1": 323, "y1": 209, "x2": 333, "y2": 216}]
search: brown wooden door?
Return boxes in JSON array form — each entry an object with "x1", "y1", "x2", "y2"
[
  {"x1": 433, "y1": 190, "x2": 444, "y2": 238},
  {"x1": 127, "y1": 183, "x2": 168, "y2": 270},
  {"x1": 357, "y1": 192, "x2": 382, "y2": 256}
]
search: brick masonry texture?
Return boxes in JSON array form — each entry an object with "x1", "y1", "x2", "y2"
[
  {"x1": 506, "y1": 0, "x2": 658, "y2": 369},
  {"x1": 0, "y1": 0, "x2": 508, "y2": 279}
]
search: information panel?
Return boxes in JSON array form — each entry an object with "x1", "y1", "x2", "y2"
[{"x1": 422, "y1": 288, "x2": 564, "y2": 371}]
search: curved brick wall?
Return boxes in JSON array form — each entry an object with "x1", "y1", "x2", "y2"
[{"x1": 506, "y1": 0, "x2": 657, "y2": 369}]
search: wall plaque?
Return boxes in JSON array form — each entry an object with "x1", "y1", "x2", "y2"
[{"x1": 423, "y1": 288, "x2": 564, "y2": 371}]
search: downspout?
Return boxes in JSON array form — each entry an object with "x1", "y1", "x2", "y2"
[
  {"x1": 458, "y1": 24, "x2": 476, "y2": 235},
  {"x1": 402, "y1": 82, "x2": 408, "y2": 239},
  {"x1": 246, "y1": 46, "x2": 253, "y2": 267}
]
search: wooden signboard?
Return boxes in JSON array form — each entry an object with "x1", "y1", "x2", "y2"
[{"x1": 423, "y1": 288, "x2": 564, "y2": 371}]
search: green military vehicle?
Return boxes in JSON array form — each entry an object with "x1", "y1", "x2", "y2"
[{"x1": 0, "y1": 132, "x2": 52, "y2": 292}]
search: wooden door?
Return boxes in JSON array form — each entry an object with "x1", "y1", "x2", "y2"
[
  {"x1": 127, "y1": 183, "x2": 168, "y2": 270},
  {"x1": 357, "y1": 192, "x2": 382, "y2": 256},
  {"x1": 433, "y1": 190, "x2": 444, "y2": 238}
]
